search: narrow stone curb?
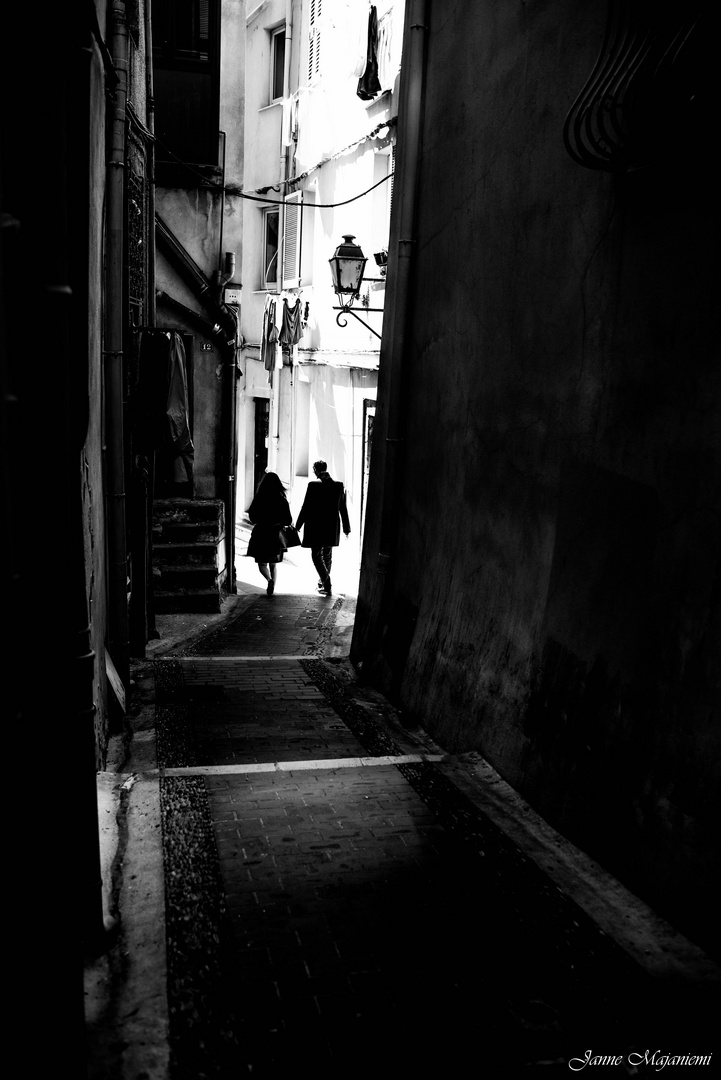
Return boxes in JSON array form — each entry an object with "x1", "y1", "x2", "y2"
[{"x1": 154, "y1": 753, "x2": 448, "y2": 777}]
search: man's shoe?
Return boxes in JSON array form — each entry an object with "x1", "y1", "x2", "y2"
[{"x1": 316, "y1": 584, "x2": 331, "y2": 596}]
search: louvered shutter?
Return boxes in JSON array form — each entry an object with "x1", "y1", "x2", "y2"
[
  {"x1": 389, "y1": 144, "x2": 396, "y2": 218},
  {"x1": 308, "y1": 0, "x2": 322, "y2": 82},
  {"x1": 282, "y1": 191, "x2": 303, "y2": 289}
]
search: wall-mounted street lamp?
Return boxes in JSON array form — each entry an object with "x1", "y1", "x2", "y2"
[{"x1": 329, "y1": 235, "x2": 383, "y2": 340}]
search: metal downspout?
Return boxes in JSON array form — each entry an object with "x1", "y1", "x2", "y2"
[
  {"x1": 226, "y1": 325, "x2": 240, "y2": 595},
  {"x1": 144, "y1": 0, "x2": 158, "y2": 637},
  {"x1": 106, "y1": 0, "x2": 130, "y2": 688},
  {"x1": 377, "y1": 0, "x2": 427, "y2": 570},
  {"x1": 215, "y1": 131, "x2": 237, "y2": 592},
  {"x1": 145, "y1": 0, "x2": 156, "y2": 326},
  {"x1": 282, "y1": 0, "x2": 296, "y2": 490}
]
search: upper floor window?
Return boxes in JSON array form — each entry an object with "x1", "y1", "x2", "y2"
[
  {"x1": 261, "y1": 193, "x2": 310, "y2": 291},
  {"x1": 152, "y1": 0, "x2": 219, "y2": 173},
  {"x1": 270, "y1": 25, "x2": 286, "y2": 102},
  {"x1": 154, "y1": 0, "x2": 212, "y2": 64}
]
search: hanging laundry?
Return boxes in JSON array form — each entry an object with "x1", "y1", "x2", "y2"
[
  {"x1": 377, "y1": 5, "x2": 403, "y2": 92},
  {"x1": 281, "y1": 95, "x2": 294, "y2": 148},
  {"x1": 260, "y1": 295, "x2": 279, "y2": 372},
  {"x1": 323, "y1": 1, "x2": 368, "y2": 83},
  {"x1": 357, "y1": 6, "x2": 382, "y2": 101},
  {"x1": 279, "y1": 297, "x2": 303, "y2": 346},
  {"x1": 166, "y1": 334, "x2": 194, "y2": 483},
  {"x1": 137, "y1": 329, "x2": 194, "y2": 482}
]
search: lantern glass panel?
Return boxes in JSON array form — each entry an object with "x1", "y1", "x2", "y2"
[{"x1": 339, "y1": 258, "x2": 365, "y2": 293}]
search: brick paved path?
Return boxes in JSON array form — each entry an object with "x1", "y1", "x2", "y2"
[{"x1": 155, "y1": 591, "x2": 711, "y2": 1078}]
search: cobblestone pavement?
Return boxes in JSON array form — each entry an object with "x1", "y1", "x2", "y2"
[{"x1": 154, "y1": 591, "x2": 719, "y2": 1078}]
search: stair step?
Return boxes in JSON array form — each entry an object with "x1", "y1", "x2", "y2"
[
  {"x1": 153, "y1": 587, "x2": 224, "y2": 615},
  {"x1": 151, "y1": 498, "x2": 227, "y2": 613},
  {"x1": 156, "y1": 566, "x2": 219, "y2": 589},
  {"x1": 153, "y1": 497, "x2": 225, "y2": 526},
  {"x1": 154, "y1": 541, "x2": 221, "y2": 567},
  {"x1": 154, "y1": 521, "x2": 225, "y2": 544}
]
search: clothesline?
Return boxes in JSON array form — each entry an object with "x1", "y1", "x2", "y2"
[{"x1": 260, "y1": 294, "x2": 308, "y2": 383}]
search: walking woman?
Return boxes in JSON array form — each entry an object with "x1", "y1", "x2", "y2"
[{"x1": 246, "y1": 471, "x2": 292, "y2": 594}]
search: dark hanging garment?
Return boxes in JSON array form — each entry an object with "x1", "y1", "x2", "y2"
[
  {"x1": 261, "y1": 298, "x2": 279, "y2": 371},
  {"x1": 165, "y1": 334, "x2": 194, "y2": 482},
  {"x1": 137, "y1": 329, "x2": 194, "y2": 482},
  {"x1": 137, "y1": 330, "x2": 173, "y2": 453},
  {"x1": 279, "y1": 298, "x2": 303, "y2": 345},
  {"x1": 357, "y1": 6, "x2": 382, "y2": 101}
]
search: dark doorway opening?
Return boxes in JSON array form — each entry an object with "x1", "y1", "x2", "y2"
[
  {"x1": 361, "y1": 397, "x2": 375, "y2": 548},
  {"x1": 253, "y1": 397, "x2": 270, "y2": 495}
]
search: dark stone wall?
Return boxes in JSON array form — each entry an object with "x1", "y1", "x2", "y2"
[{"x1": 354, "y1": 0, "x2": 720, "y2": 953}]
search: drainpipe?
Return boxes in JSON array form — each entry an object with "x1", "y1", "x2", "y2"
[
  {"x1": 282, "y1": 0, "x2": 292, "y2": 181},
  {"x1": 105, "y1": 0, "x2": 130, "y2": 688},
  {"x1": 213, "y1": 131, "x2": 239, "y2": 592},
  {"x1": 144, "y1": 0, "x2": 157, "y2": 637},
  {"x1": 217, "y1": 131, "x2": 227, "y2": 274},
  {"x1": 145, "y1": 0, "x2": 156, "y2": 326},
  {"x1": 376, "y1": 0, "x2": 427, "y2": 572}
]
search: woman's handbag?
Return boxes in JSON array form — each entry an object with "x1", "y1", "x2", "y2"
[{"x1": 281, "y1": 524, "x2": 301, "y2": 548}]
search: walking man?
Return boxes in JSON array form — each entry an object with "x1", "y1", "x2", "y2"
[{"x1": 295, "y1": 460, "x2": 351, "y2": 595}]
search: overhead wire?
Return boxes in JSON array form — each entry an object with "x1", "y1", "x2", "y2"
[{"x1": 152, "y1": 119, "x2": 396, "y2": 208}]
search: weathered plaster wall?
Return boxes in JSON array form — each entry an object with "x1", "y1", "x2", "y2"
[
  {"x1": 152, "y1": 0, "x2": 244, "y2": 504},
  {"x1": 155, "y1": 188, "x2": 225, "y2": 499},
  {"x1": 354, "y1": 1, "x2": 720, "y2": 952}
]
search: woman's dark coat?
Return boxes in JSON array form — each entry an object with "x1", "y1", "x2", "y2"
[
  {"x1": 296, "y1": 476, "x2": 350, "y2": 548},
  {"x1": 246, "y1": 491, "x2": 292, "y2": 562}
]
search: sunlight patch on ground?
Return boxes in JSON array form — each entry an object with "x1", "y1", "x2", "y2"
[{"x1": 235, "y1": 523, "x2": 361, "y2": 597}]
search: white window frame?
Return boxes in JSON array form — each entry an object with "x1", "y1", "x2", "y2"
[
  {"x1": 262, "y1": 204, "x2": 280, "y2": 290},
  {"x1": 269, "y1": 23, "x2": 286, "y2": 103}
]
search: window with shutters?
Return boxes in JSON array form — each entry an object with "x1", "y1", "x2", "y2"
[
  {"x1": 390, "y1": 143, "x2": 396, "y2": 218},
  {"x1": 153, "y1": 0, "x2": 220, "y2": 172},
  {"x1": 154, "y1": 0, "x2": 213, "y2": 62},
  {"x1": 281, "y1": 192, "x2": 303, "y2": 289},
  {"x1": 308, "y1": 0, "x2": 322, "y2": 83}
]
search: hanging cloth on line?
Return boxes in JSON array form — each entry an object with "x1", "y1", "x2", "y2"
[
  {"x1": 261, "y1": 295, "x2": 280, "y2": 372},
  {"x1": 357, "y1": 5, "x2": 382, "y2": 101},
  {"x1": 279, "y1": 298, "x2": 303, "y2": 346}
]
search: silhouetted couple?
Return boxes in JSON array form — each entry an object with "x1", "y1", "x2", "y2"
[{"x1": 247, "y1": 461, "x2": 350, "y2": 596}]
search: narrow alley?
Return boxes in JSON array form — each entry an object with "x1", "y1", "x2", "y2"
[{"x1": 85, "y1": 553, "x2": 720, "y2": 1079}]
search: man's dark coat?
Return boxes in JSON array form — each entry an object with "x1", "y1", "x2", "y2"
[{"x1": 296, "y1": 476, "x2": 350, "y2": 548}]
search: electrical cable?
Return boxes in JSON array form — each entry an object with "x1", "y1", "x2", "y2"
[
  {"x1": 233, "y1": 171, "x2": 394, "y2": 206},
  {"x1": 153, "y1": 125, "x2": 395, "y2": 207}
]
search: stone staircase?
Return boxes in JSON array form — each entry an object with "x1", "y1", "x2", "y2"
[{"x1": 152, "y1": 498, "x2": 227, "y2": 613}]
